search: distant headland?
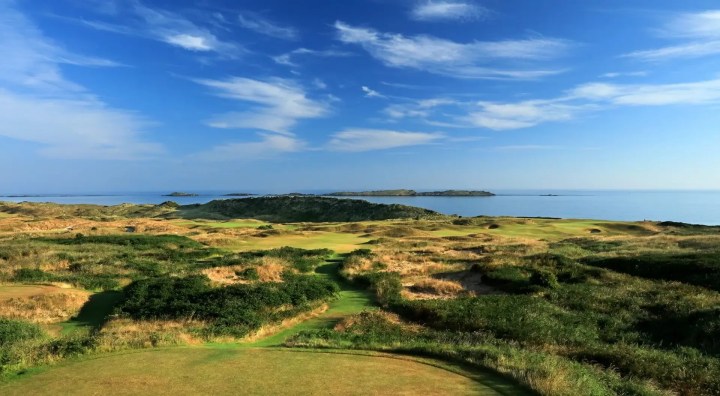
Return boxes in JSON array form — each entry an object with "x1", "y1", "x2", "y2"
[{"x1": 325, "y1": 189, "x2": 495, "y2": 197}]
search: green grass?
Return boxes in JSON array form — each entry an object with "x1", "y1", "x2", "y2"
[
  {"x1": 246, "y1": 262, "x2": 376, "y2": 347},
  {"x1": 473, "y1": 219, "x2": 653, "y2": 240},
  {"x1": 0, "y1": 347, "x2": 505, "y2": 395}
]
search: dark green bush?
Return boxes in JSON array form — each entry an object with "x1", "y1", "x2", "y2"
[
  {"x1": 13, "y1": 268, "x2": 54, "y2": 282},
  {"x1": 395, "y1": 296, "x2": 599, "y2": 346},
  {"x1": 238, "y1": 267, "x2": 260, "y2": 281},
  {"x1": 585, "y1": 253, "x2": 720, "y2": 291},
  {"x1": 48, "y1": 234, "x2": 204, "y2": 249},
  {"x1": 117, "y1": 274, "x2": 339, "y2": 337},
  {"x1": 348, "y1": 248, "x2": 373, "y2": 257},
  {"x1": 481, "y1": 266, "x2": 530, "y2": 291},
  {"x1": 0, "y1": 319, "x2": 43, "y2": 346},
  {"x1": 530, "y1": 270, "x2": 559, "y2": 289},
  {"x1": 70, "y1": 274, "x2": 120, "y2": 291}
]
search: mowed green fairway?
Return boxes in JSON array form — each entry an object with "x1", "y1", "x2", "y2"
[{"x1": 0, "y1": 348, "x2": 503, "y2": 395}]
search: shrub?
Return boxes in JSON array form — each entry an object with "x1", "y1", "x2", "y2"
[
  {"x1": 396, "y1": 296, "x2": 599, "y2": 346},
  {"x1": 13, "y1": 268, "x2": 54, "y2": 282},
  {"x1": 530, "y1": 270, "x2": 560, "y2": 289},
  {"x1": 117, "y1": 274, "x2": 338, "y2": 337},
  {"x1": 238, "y1": 267, "x2": 260, "y2": 281},
  {"x1": 0, "y1": 319, "x2": 44, "y2": 346}
]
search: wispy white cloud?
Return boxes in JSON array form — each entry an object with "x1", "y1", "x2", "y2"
[
  {"x1": 334, "y1": 21, "x2": 569, "y2": 79},
  {"x1": 134, "y1": 3, "x2": 240, "y2": 55},
  {"x1": 383, "y1": 78, "x2": 720, "y2": 131},
  {"x1": 380, "y1": 81, "x2": 430, "y2": 89},
  {"x1": 272, "y1": 47, "x2": 353, "y2": 67},
  {"x1": 600, "y1": 71, "x2": 647, "y2": 78},
  {"x1": 625, "y1": 40, "x2": 720, "y2": 61},
  {"x1": 493, "y1": 145, "x2": 562, "y2": 151},
  {"x1": 195, "y1": 77, "x2": 329, "y2": 134},
  {"x1": 312, "y1": 78, "x2": 327, "y2": 90},
  {"x1": 362, "y1": 86, "x2": 385, "y2": 98},
  {"x1": 570, "y1": 79, "x2": 720, "y2": 106},
  {"x1": 69, "y1": 2, "x2": 241, "y2": 56},
  {"x1": 624, "y1": 10, "x2": 720, "y2": 61},
  {"x1": 1, "y1": 9, "x2": 122, "y2": 93},
  {"x1": 410, "y1": 1, "x2": 488, "y2": 22},
  {"x1": 385, "y1": 98, "x2": 458, "y2": 119},
  {"x1": 0, "y1": 3, "x2": 161, "y2": 159},
  {"x1": 195, "y1": 134, "x2": 305, "y2": 161},
  {"x1": 466, "y1": 100, "x2": 585, "y2": 130},
  {"x1": 662, "y1": 10, "x2": 720, "y2": 39},
  {"x1": 327, "y1": 129, "x2": 444, "y2": 151},
  {"x1": 237, "y1": 10, "x2": 297, "y2": 40}
]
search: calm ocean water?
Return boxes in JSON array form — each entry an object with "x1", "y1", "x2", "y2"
[{"x1": 2, "y1": 190, "x2": 719, "y2": 225}]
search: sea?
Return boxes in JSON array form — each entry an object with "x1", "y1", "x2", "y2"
[{"x1": 1, "y1": 190, "x2": 719, "y2": 226}]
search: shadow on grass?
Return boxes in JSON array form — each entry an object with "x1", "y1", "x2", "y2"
[{"x1": 63, "y1": 291, "x2": 124, "y2": 333}]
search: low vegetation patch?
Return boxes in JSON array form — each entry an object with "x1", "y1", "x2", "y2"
[
  {"x1": 117, "y1": 274, "x2": 339, "y2": 338},
  {"x1": 176, "y1": 196, "x2": 442, "y2": 222}
]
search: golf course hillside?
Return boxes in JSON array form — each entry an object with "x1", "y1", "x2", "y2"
[
  {"x1": 0, "y1": 200, "x2": 719, "y2": 395},
  {"x1": 174, "y1": 196, "x2": 443, "y2": 222}
]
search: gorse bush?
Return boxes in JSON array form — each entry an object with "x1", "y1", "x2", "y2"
[
  {"x1": 12, "y1": 268, "x2": 119, "y2": 291},
  {"x1": 0, "y1": 319, "x2": 43, "y2": 347},
  {"x1": 117, "y1": 274, "x2": 339, "y2": 337},
  {"x1": 48, "y1": 234, "x2": 204, "y2": 249},
  {"x1": 13, "y1": 268, "x2": 53, "y2": 282},
  {"x1": 530, "y1": 270, "x2": 559, "y2": 289},
  {"x1": 585, "y1": 252, "x2": 720, "y2": 291},
  {"x1": 396, "y1": 296, "x2": 599, "y2": 345}
]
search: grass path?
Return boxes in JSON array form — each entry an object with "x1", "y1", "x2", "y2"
[{"x1": 245, "y1": 260, "x2": 376, "y2": 347}]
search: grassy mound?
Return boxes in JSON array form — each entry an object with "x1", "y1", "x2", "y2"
[{"x1": 176, "y1": 196, "x2": 441, "y2": 222}]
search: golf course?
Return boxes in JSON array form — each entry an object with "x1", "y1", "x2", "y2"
[{"x1": 1, "y1": 197, "x2": 719, "y2": 395}]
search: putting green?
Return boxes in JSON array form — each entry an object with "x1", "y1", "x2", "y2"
[{"x1": 0, "y1": 348, "x2": 507, "y2": 395}]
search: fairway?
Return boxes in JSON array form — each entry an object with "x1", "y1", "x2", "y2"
[
  {"x1": 0, "y1": 348, "x2": 506, "y2": 395},
  {"x1": 231, "y1": 232, "x2": 372, "y2": 253}
]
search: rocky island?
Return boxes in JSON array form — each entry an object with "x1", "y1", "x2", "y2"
[
  {"x1": 326, "y1": 189, "x2": 495, "y2": 197},
  {"x1": 163, "y1": 192, "x2": 199, "y2": 197}
]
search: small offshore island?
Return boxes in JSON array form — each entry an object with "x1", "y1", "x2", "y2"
[
  {"x1": 163, "y1": 192, "x2": 199, "y2": 197},
  {"x1": 326, "y1": 189, "x2": 495, "y2": 197}
]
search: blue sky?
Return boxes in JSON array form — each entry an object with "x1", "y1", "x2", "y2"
[{"x1": 1, "y1": 0, "x2": 719, "y2": 193}]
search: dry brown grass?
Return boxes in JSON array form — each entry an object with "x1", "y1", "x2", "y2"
[
  {"x1": 0, "y1": 290, "x2": 89, "y2": 323},
  {"x1": 95, "y1": 318, "x2": 207, "y2": 351},
  {"x1": 410, "y1": 278, "x2": 464, "y2": 296},
  {"x1": 340, "y1": 255, "x2": 374, "y2": 278},
  {"x1": 255, "y1": 256, "x2": 289, "y2": 282},
  {"x1": 201, "y1": 265, "x2": 248, "y2": 285},
  {"x1": 202, "y1": 256, "x2": 290, "y2": 284}
]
